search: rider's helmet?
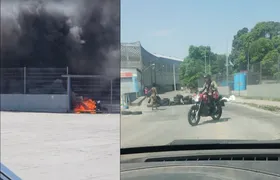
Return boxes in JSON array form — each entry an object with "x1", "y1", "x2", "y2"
[{"x1": 203, "y1": 74, "x2": 211, "y2": 82}]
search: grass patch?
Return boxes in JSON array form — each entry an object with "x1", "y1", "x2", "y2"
[{"x1": 244, "y1": 103, "x2": 280, "y2": 112}]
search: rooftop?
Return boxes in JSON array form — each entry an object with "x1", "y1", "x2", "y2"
[
  {"x1": 121, "y1": 41, "x2": 183, "y2": 62},
  {"x1": 152, "y1": 53, "x2": 183, "y2": 62}
]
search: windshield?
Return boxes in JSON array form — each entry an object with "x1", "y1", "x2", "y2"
[{"x1": 121, "y1": 0, "x2": 280, "y2": 148}]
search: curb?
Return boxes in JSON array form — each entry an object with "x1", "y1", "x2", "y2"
[
  {"x1": 231, "y1": 101, "x2": 280, "y2": 113},
  {"x1": 130, "y1": 96, "x2": 146, "y2": 106},
  {"x1": 121, "y1": 110, "x2": 143, "y2": 115}
]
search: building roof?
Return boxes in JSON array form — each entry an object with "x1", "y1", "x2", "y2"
[
  {"x1": 121, "y1": 41, "x2": 183, "y2": 62},
  {"x1": 152, "y1": 53, "x2": 183, "y2": 62},
  {"x1": 121, "y1": 41, "x2": 141, "y2": 47}
]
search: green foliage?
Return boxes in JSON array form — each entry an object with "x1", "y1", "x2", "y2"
[
  {"x1": 180, "y1": 21, "x2": 280, "y2": 89},
  {"x1": 230, "y1": 21, "x2": 280, "y2": 77},
  {"x1": 261, "y1": 50, "x2": 280, "y2": 76},
  {"x1": 179, "y1": 57, "x2": 203, "y2": 88},
  {"x1": 179, "y1": 46, "x2": 227, "y2": 88}
]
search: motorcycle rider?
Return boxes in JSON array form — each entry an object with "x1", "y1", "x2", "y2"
[{"x1": 199, "y1": 74, "x2": 218, "y2": 114}]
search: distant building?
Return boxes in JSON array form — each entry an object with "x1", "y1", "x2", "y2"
[{"x1": 121, "y1": 41, "x2": 183, "y2": 99}]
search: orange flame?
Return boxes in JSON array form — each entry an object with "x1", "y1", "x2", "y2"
[{"x1": 74, "y1": 98, "x2": 96, "y2": 114}]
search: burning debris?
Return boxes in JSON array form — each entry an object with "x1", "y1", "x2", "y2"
[
  {"x1": 71, "y1": 91, "x2": 106, "y2": 113},
  {"x1": 74, "y1": 98, "x2": 96, "y2": 114},
  {"x1": 1, "y1": 0, "x2": 120, "y2": 103}
]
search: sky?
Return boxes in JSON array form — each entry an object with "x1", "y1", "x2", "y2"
[{"x1": 121, "y1": 0, "x2": 280, "y2": 59}]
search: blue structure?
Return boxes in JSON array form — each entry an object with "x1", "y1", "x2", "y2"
[
  {"x1": 234, "y1": 72, "x2": 247, "y2": 91},
  {"x1": 132, "y1": 76, "x2": 139, "y2": 93}
]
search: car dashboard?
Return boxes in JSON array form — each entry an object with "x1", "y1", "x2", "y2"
[{"x1": 121, "y1": 149, "x2": 280, "y2": 180}]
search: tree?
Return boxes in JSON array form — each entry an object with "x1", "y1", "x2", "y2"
[
  {"x1": 229, "y1": 27, "x2": 250, "y2": 70},
  {"x1": 179, "y1": 46, "x2": 226, "y2": 88},
  {"x1": 180, "y1": 21, "x2": 280, "y2": 89},
  {"x1": 179, "y1": 57, "x2": 203, "y2": 89},
  {"x1": 261, "y1": 50, "x2": 280, "y2": 76},
  {"x1": 230, "y1": 21, "x2": 280, "y2": 78}
]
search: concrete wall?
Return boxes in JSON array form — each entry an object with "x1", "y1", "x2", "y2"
[
  {"x1": 0, "y1": 94, "x2": 69, "y2": 113},
  {"x1": 218, "y1": 86, "x2": 230, "y2": 96},
  {"x1": 246, "y1": 84, "x2": 280, "y2": 98},
  {"x1": 218, "y1": 83, "x2": 280, "y2": 98}
]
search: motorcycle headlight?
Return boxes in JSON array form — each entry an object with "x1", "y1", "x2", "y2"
[{"x1": 193, "y1": 95, "x2": 199, "y2": 102}]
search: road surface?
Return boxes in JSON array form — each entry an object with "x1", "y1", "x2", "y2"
[
  {"x1": 121, "y1": 101, "x2": 280, "y2": 148},
  {"x1": 1, "y1": 112, "x2": 120, "y2": 180}
]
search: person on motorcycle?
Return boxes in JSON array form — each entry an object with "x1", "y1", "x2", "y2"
[{"x1": 199, "y1": 74, "x2": 218, "y2": 113}]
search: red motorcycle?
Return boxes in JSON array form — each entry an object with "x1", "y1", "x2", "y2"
[{"x1": 188, "y1": 91, "x2": 226, "y2": 126}]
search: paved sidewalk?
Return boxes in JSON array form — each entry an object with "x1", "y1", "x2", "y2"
[{"x1": 233, "y1": 96, "x2": 280, "y2": 107}]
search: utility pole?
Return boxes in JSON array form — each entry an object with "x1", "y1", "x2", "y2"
[
  {"x1": 209, "y1": 53, "x2": 211, "y2": 74},
  {"x1": 226, "y1": 41, "x2": 229, "y2": 88},
  {"x1": 204, "y1": 48, "x2": 207, "y2": 74},
  {"x1": 247, "y1": 44, "x2": 250, "y2": 71},
  {"x1": 173, "y1": 64, "x2": 176, "y2": 91},
  {"x1": 226, "y1": 54, "x2": 229, "y2": 86},
  {"x1": 278, "y1": 54, "x2": 280, "y2": 72}
]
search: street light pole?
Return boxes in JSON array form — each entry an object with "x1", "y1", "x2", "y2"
[
  {"x1": 247, "y1": 44, "x2": 250, "y2": 71},
  {"x1": 205, "y1": 48, "x2": 207, "y2": 74},
  {"x1": 209, "y1": 53, "x2": 211, "y2": 74},
  {"x1": 278, "y1": 54, "x2": 280, "y2": 72},
  {"x1": 173, "y1": 64, "x2": 176, "y2": 91},
  {"x1": 141, "y1": 63, "x2": 155, "y2": 88},
  {"x1": 226, "y1": 40, "x2": 229, "y2": 89},
  {"x1": 226, "y1": 54, "x2": 229, "y2": 87}
]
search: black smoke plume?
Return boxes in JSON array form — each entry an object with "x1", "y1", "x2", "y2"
[
  {"x1": 1, "y1": 0, "x2": 120, "y2": 101},
  {"x1": 1, "y1": 0, "x2": 120, "y2": 77}
]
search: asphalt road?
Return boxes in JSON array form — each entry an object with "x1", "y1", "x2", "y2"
[
  {"x1": 121, "y1": 102, "x2": 280, "y2": 148},
  {"x1": 1, "y1": 112, "x2": 120, "y2": 180}
]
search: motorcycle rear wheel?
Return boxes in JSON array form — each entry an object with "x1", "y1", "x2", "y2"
[{"x1": 188, "y1": 105, "x2": 200, "y2": 126}]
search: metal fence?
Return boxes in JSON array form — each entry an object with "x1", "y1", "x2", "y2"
[
  {"x1": 1, "y1": 67, "x2": 68, "y2": 94},
  {"x1": 1, "y1": 67, "x2": 120, "y2": 113},
  {"x1": 212, "y1": 62, "x2": 280, "y2": 88},
  {"x1": 249, "y1": 62, "x2": 280, "y2": 84},
  {"x1": 64, "y1": 75, "x2": 120, "y2": 113},
  {"x1": 121, "y1": 42, "x2": 142, "y2": 69}
]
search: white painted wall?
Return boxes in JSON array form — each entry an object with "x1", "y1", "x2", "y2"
[
  {"x1": 0, "y1": 94, "x2": 69, "y2": 113},
  {"x1": 218, "y1": 84, "x2": 280, "y2": 99}
]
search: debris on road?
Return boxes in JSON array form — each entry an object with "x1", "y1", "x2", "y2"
[
  {"x1": 145, "y1": 93, "x2": 194, "y2": 107},
  {"x1": 172, "y1": 94, "x2": 193, "y2": 105},
  {"x1": 121, "y1": 111, "x2": 142, "y2": 115}
]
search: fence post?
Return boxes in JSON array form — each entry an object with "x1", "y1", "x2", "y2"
[
  {"x1": 67, "y1": 76, "x2": 71, "y2": 112},
  {"x1": 66, "y1": 66, "x2": 69, "y2": 75},
  {"x1": 23, "y1": 67, "x2": 26, "y2": 94},
  {"x1": 110, "y1": 79, "x2": 113, "y2": 113},
  {"x1": 260, "y1": 62, "x2": 262, "y2": 84}
]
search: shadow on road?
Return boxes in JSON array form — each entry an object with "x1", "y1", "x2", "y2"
[
  {"x1": 198, "y1": 117, "x2": 231, "y2": 126},
  {"x1": 143, "y1": 108, "x2": 167, "y2": 112},
  {"x1": 152, "y1": 108, "x2": 167, "y2": 111}
]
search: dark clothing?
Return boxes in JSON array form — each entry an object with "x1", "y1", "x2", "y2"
[
  {"x1": 200, "y1": 80, "x2": 218, "y2": 114},
  {"x1": 200, "y1": 80, "x2": 218, "y2": 94}
]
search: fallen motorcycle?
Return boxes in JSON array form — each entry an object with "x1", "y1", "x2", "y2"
[
  {"x1": 96, "y1": 100, "x2": 108, "y2": 113},
  {"x1": 188, "y1": 92, "x2": 227, "y2": 126}
]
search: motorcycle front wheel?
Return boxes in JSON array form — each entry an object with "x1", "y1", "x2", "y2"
[
  {"x1": 188, "y1": 105, "x2": 200, "y2": 126},
  {"x1": 211, "y1": 105, "x2": 222, "y2": 120}
]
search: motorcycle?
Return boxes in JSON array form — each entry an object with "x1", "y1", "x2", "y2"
[
  {"x1": 188, "y1": 91, "x2": 227, "y2": 126},
  {"x1": 96, "y1": 100, "x2": 108, "y2": 113}
]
